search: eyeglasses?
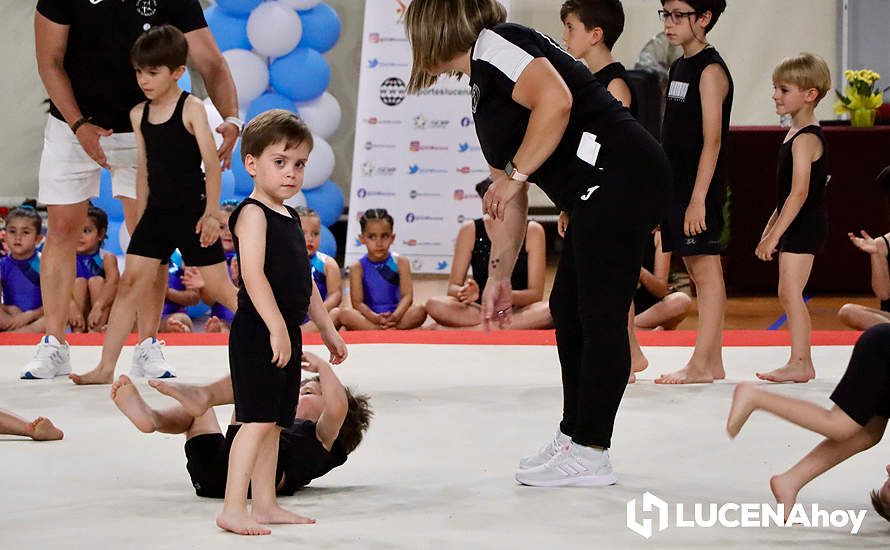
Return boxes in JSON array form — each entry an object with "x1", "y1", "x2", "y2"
[{"x1": 658, "y1": 9, "x2": 698, "y2": 24}]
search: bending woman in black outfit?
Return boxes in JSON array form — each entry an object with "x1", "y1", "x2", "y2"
[{"x1": 406, "y1": 0, "x2": 671, "y2": 487}]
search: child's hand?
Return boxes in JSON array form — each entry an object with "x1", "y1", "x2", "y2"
[
  {"x1": 269, "y1": 327, "x2": 292, "y2": 368},
  {"x1": 68, "y1": 305, "x2": 85, "y2": 332},
  {"x1": 87, "y1": 306, "x2": 105, "y2": 331},
  {"x1": 195, "y1": 215, "x2": 221, "y2": 248},
  {"x1": 182, "y1": 266, "x2": 206, "y2": 290},
  {"x1": 558, "y1": 210, "x2": 570, "y2": 237},
  {"x1": 848, "y1": 230, "x2": 881, "y2": 255},
  {"x1": 683, "y1": 201, "x2": 707, "y2": 237},
  {"x1": 300, "y1": 351, "x2": 326, "y2": 372},
  {"x1": 755, "y1": 234, "x2": 779, "y2": 262},
  {"x1": 8, "y1": 312, "x2": 33, "y2": 331},
  {"x1": 457, "y1": 279, "x2": 480, "y2": 303},
  {"x1": 321, "y1": 327, "x2": 347, "y2": 364}
]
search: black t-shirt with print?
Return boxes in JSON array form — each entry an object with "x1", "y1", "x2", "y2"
[
  {"x1": 36, "y1": 0, "x2": 206, "y2": 132},
  {"x1": 469, "y1": 23, "x2": 633, "y2": 211}
]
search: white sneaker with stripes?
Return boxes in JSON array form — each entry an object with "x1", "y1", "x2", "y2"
[
  {"x1": 516, "y1": 431, "x2": 571, "y2": 471},
  {"x1": 514, "y1": 443, "x2": 618, "y2": 487}
]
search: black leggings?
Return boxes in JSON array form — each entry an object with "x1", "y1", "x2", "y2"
[{"x1": 549, "y1": 121, "x2": 671, "y2": 448}]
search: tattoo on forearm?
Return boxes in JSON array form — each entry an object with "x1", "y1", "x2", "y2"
[{"x1": 490, "y1": 258, "x2": 500, "y2": 270}]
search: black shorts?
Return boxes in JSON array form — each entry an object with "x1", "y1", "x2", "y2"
[
  {"x1": 660, "y1": 200, "x2": 727, "y2": 257},
  {"x1": 184, "y1": 431, "x2": 230, "y2": 498},
  {"x1": 830, "y1": 324, "x2": 890, "y2": 426},
  {"x1": 229, "y1": 312, "x2": 302, "y2": 428},
  {"x1": 127, "y1": 205, "x2": 225, "y2": 267},
  {"x1": 778, "y1": 216, "x2": 828, "y2": 255}
]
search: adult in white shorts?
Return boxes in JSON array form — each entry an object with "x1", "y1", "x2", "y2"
[{"x1": 25, "y1": 0, "x2": 241, "y2": 381}]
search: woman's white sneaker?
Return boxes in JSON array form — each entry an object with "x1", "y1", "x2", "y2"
[
  {"x1": 20, "y1": 335, "x2": 71, "y2": 379},
  {"x1": 517, "y1": 431, "x2": 571, "y2": 470},
  {"x1": 130, "y1": 337, "x2": 175, "y2": 379},
  {"x1": 514, "y1": 443, "x2": 618, "y2": 487}
]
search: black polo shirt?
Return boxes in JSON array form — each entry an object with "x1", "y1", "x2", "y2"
[
  {"x1": 469, "y1": 23, "x2": 633, "y2": 210},
  {"x1": 36, "y1": 0, "x2": 206, "y2": 132}
]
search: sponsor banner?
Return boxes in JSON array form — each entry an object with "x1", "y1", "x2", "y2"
[{"x1": 347, "y1": 0, "x2": 509, "y2": 273}]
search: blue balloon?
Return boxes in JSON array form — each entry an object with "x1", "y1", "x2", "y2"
[
  {"x1": 269, "y1": 48, "x2": 330, "y2": 102},
  {"x1": 246, "y1": 92, "x2": 298, "y2": 122},
  {"x1": 304, "y1": 180, "x2": 344, "y2": 227},
  {"x1": 105, "y1": 220, "x2": 124, "y2": 255},
  {"x1": 94, "y1": 169, "x2": 124, "y2": 222},
  {"x1": 220, "y1": 170, "x2": 236, "y2": 202},
  {"x1": 231, "y1": 141, "x2": 254, "y2": 196},
  {"x1": 204, "y1": 6, "x2": 251, "y2": 51},
  {"x1": 318, "y1": 224, "x2": 337, "y2": 257},
  {"x1": 178, "y1": 70, "x2": 192, "y2": 93},
  {"x1": 297, "y1": 3, "x2": 341, "y2": 53},
  {"x1": 215, "y1": 0, "x2": 262, "y2": 17},
  {"x1": 186, "y1": 301, "x2": 211, "y2": 319}
]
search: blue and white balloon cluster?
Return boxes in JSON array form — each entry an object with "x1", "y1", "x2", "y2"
[{"x1": 205, "y1": 0, "x2": 343, "y2": 258}]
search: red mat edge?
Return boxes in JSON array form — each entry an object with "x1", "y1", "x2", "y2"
[{"x1": 0, "y1": 330, "x2": 862, "y2": 347}]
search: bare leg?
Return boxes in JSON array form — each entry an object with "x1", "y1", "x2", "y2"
[
  {"x1": 217, "y1": 423, "x2": 275, "y2": 536},
  {"x1": 396, "y1": 304, "x2": 428, "y2": 329},
  {"x1": 42, "y1": 202, "x2": 89, "y2": 341},
  {"x1": 110, "y1": 374, "x2": 195, "y2": 433},
  {"x1": 71, "y1": 255, "x2": 161, "y2": 385},
  {"x1": 198, "y1": 263, "x2": 238, "y2": 312},
  {"x1": 250, "y1": 427, "x2": 315, "y2": 525},
  {"x1": 137, "y1": 264, "x2": 168, "y2": 341},
  {"x1": 425, "y1": 296, "x2": 482, "y2": 328},
  {"x1": 656, "y1": 255, "x2": 725, "y2": 384},
  {"x1": 506, "y1": 302, "x2": 552, "y2": 330},
  {"x1": 635, "y1": 292, "x2": 692, "y2": 330},
  {"x1": 86, "y1": 277, "x2": 111, "y2": 332},
  {"x1": 727, "y1": 382, "x2": 863, "y2": 440},
  {"x1": 757, "y1": 253, "x2": 816, "y2": 383},
  {"x1": 837, "y1": 303, "x2": 890, "y2": 331},
  {"x1": 628, "y1": 302, "x2": 648, "y2": 384},
  {"x1": 12, "y1": 317, "x2": 47, "y2": 334},
  {"x1": 205, "y1": 316, "x2": 229, "y2": 333},
  {"x1": 149, "y1": 375, "x2": 234, "y2": 417},
  {"x1": 71, "y1": 278, "x2": 90, "y2": 333},
  {"x1": 770, "y1": 417, "x2": 886, "y2": 519},
  {"x1": 338, "y1": 309, "x2": 380, "y2": 331},
  {"x1": 0, "y1": 408, "x2": 63, "y2": 440}
]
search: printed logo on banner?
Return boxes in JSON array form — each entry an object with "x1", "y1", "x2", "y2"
[
  {"x1": 407, "y1": 165, "x2": 448, "y2": 175},
  {"x1": 411, "y1": 258, "x2": 424, "y2": 271},
  {"x1": 461, "y1": 116, "x2": 474, "y2": 127},
  {"x1": 437, "y1": 261, "x2": 449, "y2": 271},
  {"x1": 404, "y1": 213, "x2": 444, "y2": 223},
  {"x1": 361, "y1": 161, "x2": 397, "y2": 177},
  {"x1": 456, "y1": 166, "x2": 487, "y2": 174},
  {"x1": 457, "y1": 214, "x2": 466, "y2": 223},
  {"x1": 457, "y1": 142, "x2": 482, "y2": 153},
  {"x1": 403, "y1": 239, "x2": 442, "y2": 247},
  {"x1": 409, "y1": 190, "x2": 443, "y2": 199},
  {"x1": 393, "y1": 0, "x2": 407, "y2": 23},
  {"x1": 356, "y1": 188, "x2": 397, "y2": 199},
  {"x1": 409, "y1": 141, "x2": 449, "y2": 152},
  {"x1": 365, "y1": 141, "x2": 397, "y2": 150},
  {"x1": 413, "y1": 114, "x2": 450, "y2": 130},
  {"x1": 471, "y1": 84, "x2": 480, "y2": 113},
  {"x1": 367, "y1": 58, "x2": 410, "y2": 69},
  {"x1": 380, "y1": 78, "x2": 407, "y2": 106},
  {"x1": 363, "y1": 116, "x2": 402, "y2": 126},
  {"x1": 453, "y1": 190, "x2": 480, "y2": 201},
  {"x1": 368, "y1": 32, "x2": 408, "y2": 44}
]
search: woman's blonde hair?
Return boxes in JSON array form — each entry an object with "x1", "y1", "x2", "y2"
[
  {"x1": 405, "y1": 0, "x2": 507, "y2": 92},
  {"x1": 772, "y1": 53, "x2": 832, "y2": 103}
]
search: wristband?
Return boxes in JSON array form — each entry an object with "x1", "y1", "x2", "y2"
[
  {"x1": 70, "y1": 116, "x2": 92, "y2": 134},
  {"x1": 504, "y1": 160, "x2": 529, "y2": 183},
  {"x1": 224, "y1": 116, "x2": 244, "y2": 133}
]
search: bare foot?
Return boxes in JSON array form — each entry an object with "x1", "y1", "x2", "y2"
[
  {"x1": 216, "y1": 512, "x2": 271, "y2": 536},
  {"x1": 27, "y1": 417, "x2": 63, "y2": 441},
  {"x1": 712, "y1": 363, "x2": 726, "y2": 380},
  {"x1": 252, "y1": 505, "x2": 316, "y2": 525},
  {"x1": 148, "y1": 379, "x2": 211, "y2": 418},
  {"x1": 726, "y1": 382, "x2": 758, "y2": 438},
  {"x1": 756, "y1": 360, "x2": 815, "y2": 383},
  {"x1": 770, "y1": 473, "x2": 799, "y2": 521},
  {"x1": 111, "y1": 375, "x2": 156, "y2": 433},
  {"x1": 204, "y1": 316, "x2": 223, "y2": 333},
  {"x1": 632, "y1": 354, "x2": 649, "y2": 374},
  {"x1": 166, "y1": 318, "x2": 191, "y2": 333},
  {"x1": 655, "y1": 365, "x2": 714, "y2": 385},
  {"x1": 70, "y1": 365, "x2": 115, "y2": 385}
]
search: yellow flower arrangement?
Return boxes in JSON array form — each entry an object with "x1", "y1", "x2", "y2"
[{"x1": 834, "y1": 69, "x2": 886, "y2": 126}]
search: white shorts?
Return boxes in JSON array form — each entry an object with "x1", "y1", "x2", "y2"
[{"x1": 38, "y1": 115, "x2": 138, "y2": 205}]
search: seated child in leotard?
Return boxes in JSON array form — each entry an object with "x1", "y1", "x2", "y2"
[
  {"x1": 339, "y1": 209, "x2": 427, "y2": 330},
  {"x1": 728, "y1": 324, "x2": 890, "y2": 524},
  {"x1": 186, "y1": 201, "x2": 239, "y2": 333},
  {"x1": 0, "y1": 206, "x2": 46, "y2": 333},
  {"x1": 69, "y1": 205, "x2": 120, "y2": 333},
  {"x1": 110, "y1": 351, "x2": 371, "y2": 498},
  {"x1": 426, "y1": 177, "x2": 551, "y2": 330},
  {"x1": 838, "y1": 166, "x2": 890, "y2": 330},
  {"x1": 295, "y1": 206, "x2": 342, "y2": 332},
  {"x1": 160, "y1": 251, "x2": 199, "y2": 333},
  {"x1": 0, "y1": 408, "x2": 63, "y2": 441}
]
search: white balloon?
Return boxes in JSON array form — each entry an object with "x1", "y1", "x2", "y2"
[
  {"x1": 119, "y1": 224, "x2": 131, "y2": 253},
  {"x1": 296, "y1": 92, "x2": 341, "y2": 140},
  {"x1": 247, "y1": 2, "x2": 302, "y2": 58},
  {"x1": 222, "y1": 49, "x2": 270, "y2": 108},
  {"x1": 303, "y1": 134, "x2": 334, "y2": 189},
  {"x1": 203, "y1": 98, "x2": 225, "y2": 148},
  {"x1": 284, "y1": 190, "x2": 307, "y2": 208},
  {"x1": 279, "y1": 0, "x2": 320, "y2": 10}
]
